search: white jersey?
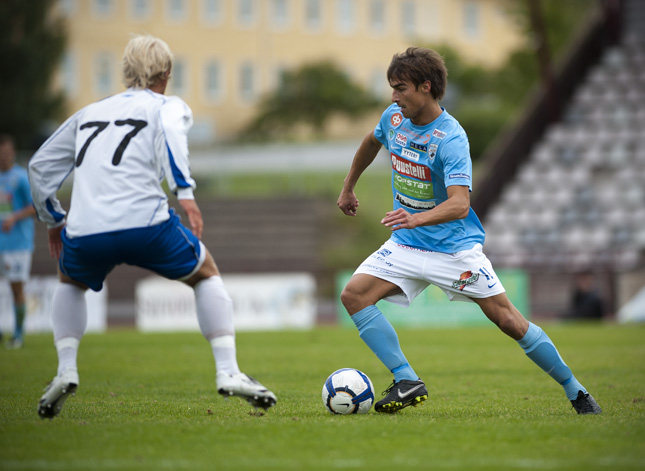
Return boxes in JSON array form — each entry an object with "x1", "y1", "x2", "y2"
[{"x1": 29, "y1": 89, "x2": 196, "y2": 238}]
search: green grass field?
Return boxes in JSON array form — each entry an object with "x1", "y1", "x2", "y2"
[{"x1": 1, "y1": 324, "x2": 644, "y2": 471}]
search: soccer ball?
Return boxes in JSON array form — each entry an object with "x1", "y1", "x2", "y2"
[{"x1": 322, "y1": 368, "x2": 374, "y2": 415}]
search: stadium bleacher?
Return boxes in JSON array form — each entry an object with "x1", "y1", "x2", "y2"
[{"x1": 480, "y1": 0, "x2": 645, "y2": 318}]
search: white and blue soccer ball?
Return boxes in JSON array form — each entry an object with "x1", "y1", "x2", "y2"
[{"x1": 322, "y1": 368, "x2": 375, "y2": 415}]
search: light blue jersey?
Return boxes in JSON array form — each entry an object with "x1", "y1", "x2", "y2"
[
  {"x1": 0, "y1": 164, "x2": 34, "y2": 252},
  {"x1": 374, "y1": 104, "x2": 485, "y2": 253}
]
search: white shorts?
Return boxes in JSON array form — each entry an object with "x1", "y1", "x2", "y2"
[
  {"x1": 354, "y1": 239, "x2": 506, "y2": 307},
  {"x1": 0, "y1": 251, "x2": 32, "y2": 283}
]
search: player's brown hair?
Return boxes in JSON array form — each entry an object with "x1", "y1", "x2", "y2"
[{"x1": 387, "y1": 47, "x2": 447, "y2": 101}]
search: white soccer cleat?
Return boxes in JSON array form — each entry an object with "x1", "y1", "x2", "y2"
[
  {"x1": 37, "y1": 368, "x2": 79, "y2": 419},
  {"x1": 216, "y1": 372, "x2": 277, "y2": 410}
]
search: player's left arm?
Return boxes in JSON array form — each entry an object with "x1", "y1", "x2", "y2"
[{"x1": 381, "y1": 185, "x2": 470, "y2": 231}]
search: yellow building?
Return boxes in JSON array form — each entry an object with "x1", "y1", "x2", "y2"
[{"x1": 55, "y1": 0, "x2": 523, "y2": 144}]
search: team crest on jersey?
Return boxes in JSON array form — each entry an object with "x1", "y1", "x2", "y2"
[
  {"x1": 451, "y1": 271, "x2": 480, "y2": 291},
  {"x1": 395, "y1": 133, "x2": 407, "y2": 147},
  {"x1": 388, "y1": 129, "x2": 395, "y2": 140},
  {"x1": 432, "y1": 129, "x2": 446, "y2": 139},
  {"x1": 410, "y1": 142, "x2": 428, "y2": 153},
  {"x1": 391, "y1": 113, "x2": 403, "y2": 127},
  {"x1": 428, "y1": 144, "x2": 438, "y2": 160}
]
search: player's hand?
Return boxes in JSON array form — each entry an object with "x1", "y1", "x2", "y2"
[
  {"x1": 1, "y1": 215, "x2": 16, "y2": 232},
  {"x1": 179, "y1": 199, "x2": 204, "y2": 239},
  {"x1": 47, "y1": 225, "x2": 64, "y2": 259},
  {"x1": 337, "y1": 190, "x2": 359, "y2": 216},
  {"x1": 381, "y1": 208, "x2": 418, "y2": 231}
]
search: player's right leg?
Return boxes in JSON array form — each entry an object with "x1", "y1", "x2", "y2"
[
  {"x1": 341, "y1": 271, "x2": 427, "y2": 413},
  {"x1": 188, "y1": 259, "x2": 277, "y2": 410},
  {"x1": 136, "y1": 213, "x2": 276, "y2": 409}
]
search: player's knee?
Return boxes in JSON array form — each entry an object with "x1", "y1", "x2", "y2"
[{"x1": 340, "y1": 286, "x2": 362, "y2": 313}]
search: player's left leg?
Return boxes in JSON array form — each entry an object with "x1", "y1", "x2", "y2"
[
  {"x1": 38, "y1": 276, "x2": 88, "y2": 419},
  {"x1": 474, "y1": 293, "x2": 601, "y2": 414},
  {"x1": 7, "y1": 281, "x2": 26, "y2": 349},
  {"x1": 4, "y1": 251, "x2": 32, "y2": 349}
]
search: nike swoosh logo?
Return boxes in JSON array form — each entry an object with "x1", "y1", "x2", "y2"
[
  {"x1": 397, "y1": 384, "x2": 425, "y2": 399},
  {"x1": 488, "y1": 282, "x2": 498, "y2": 288}
]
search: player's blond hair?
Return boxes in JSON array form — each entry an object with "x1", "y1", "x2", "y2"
[{"x1": 121, "y1": 34, "x2": 173, "y2": 89}]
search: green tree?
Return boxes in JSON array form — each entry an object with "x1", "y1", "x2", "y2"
[
  {"x1": 0, "y1": 0, "x2": 66, "y2": 149},
  {"x1": 244, "y1": 60, "x2": 381, "y2": 141}
]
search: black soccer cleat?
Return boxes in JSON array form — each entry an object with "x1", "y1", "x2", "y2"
[
  {"x1": 374, "y1": 379, "x2": 428, "y2": 413},
  {"x1": 570, "y1": 390, "x2": 602, "y2": 415}
]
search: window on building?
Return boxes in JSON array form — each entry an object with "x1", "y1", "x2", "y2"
[
  {"x1": 463, "y1": 1, "x2": 480, "y2": 38},
  {"x1": 305, "y1": 0, "x2": 322, "y2": 30},
  {"x1": 95, "y1": 52, "x2": 113, "y2": 96},
  {"x1": 61, "y1": 52, "x2": 78, "y2": 97},
  {"x1": 166, "y1": 0, "x2": 188, "y2": 22},
  {"x1": 205, "y1": 60, "x2": 223, "y2": 101},
  {"x1": 170, "y1": 58, "x2": 188, "y2": 96},
  {"x1": 92, "y1": 0, "x2": 114, "y2": 18},
  {"x1": 130, "y1": 0, "x2": 151, "y2": 21},
  {"x1": 202, "y1": 0, "x2": 223, "y2": 25},
  {"x1": 370, "y1": 68, "x2": 388, "y2": 99},
  {"x1": 272, "y1": 0, "x2": 290, "y2": 29},
  {"x1": 336, "y1": 0, "x2": 355, "y2": 34},
  {"x1": 237, "y1": 0, "x2": 257, "y2": 26},
  {"x1": 239, "y1": 62, "x2": 256, "y2": 101},
  {"x1": 59, "y1": 0, "x2": 77, "y2": 17},
  {"x1": 401, "y1": 0, "x2": 415, "y2": 36},
  {"x1": 369, "y1": 0, "x2": 385, "y2": 34}
]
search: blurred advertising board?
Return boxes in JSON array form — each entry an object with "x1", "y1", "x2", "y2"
[
  {"x1": 0, "y1": 276, "x2": 107, "y2": 333},
  {"x1": 335, "y1": 268, "x2": 530, "y2": 327},
  {"x1": 136, "y1": 273, "x2": 316, "y2": 332}
]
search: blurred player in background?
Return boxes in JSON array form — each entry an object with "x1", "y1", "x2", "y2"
[
  {"x1": 29, "y1": 34, "x2": 276, "y2": 419},
  {"x1": 0, "y1": 134, "x2": 36, "y2": 349},
  {"x1": 337, "y1": 47, "x2": 601, "y2": 415}
]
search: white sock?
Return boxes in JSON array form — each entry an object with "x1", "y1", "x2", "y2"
[
  {"x1": 52, "y1": 283, "x2": 87, "y2": 342},
  {"x1": 194, "y1": 276, "x2": 240, "y2": 375},
  {"x1": 210, "y1": 335, "x2": 241, "y2": 376},
  {"x1": 56, "y1": 337, "x2": 80, "y2": 376},
  {"x1": 51, "y1": 283, "x2": 87, "y2": 375}
]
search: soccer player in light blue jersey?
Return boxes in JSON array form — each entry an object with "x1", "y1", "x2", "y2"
[
  {"x1": 337, "y1": 47, "x2": 601, "y2": 415},
  {"x1": 0, "y1": 134, "x2": 36, "y2": 349}
]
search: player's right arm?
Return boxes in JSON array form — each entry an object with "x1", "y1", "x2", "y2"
[
  {"x1": 337, "y1": 131, "x2": 382, "y2": 216},
  {"x1": 28, "y1": 113, "x2": 79, "y2": 229}
]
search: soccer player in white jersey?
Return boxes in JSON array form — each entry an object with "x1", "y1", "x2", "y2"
[
  {"x1": 337, "y1": 47, "x2": 601, "y2": 415},
  {"x1": 29, "y1": 35, "x2": 276, "y2": 419}
]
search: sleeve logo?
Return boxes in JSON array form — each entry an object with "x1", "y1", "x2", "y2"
[{"x1": 449, "y1": 173, "x2": 470, "y2": 180}]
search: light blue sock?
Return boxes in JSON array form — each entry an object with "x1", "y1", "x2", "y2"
[
  {"x1": 351, "y1": 305, "x2": 418, "y2": 382},
  {"x1": 14, "y1": 303, "x2": 26, "y2": 340},
  {"x1": 517, "y1": 322, "x2": 586, "y2": 400}
]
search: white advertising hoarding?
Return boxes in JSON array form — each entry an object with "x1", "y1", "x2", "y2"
[
  {"x1": 0, "y1": 276, "x2": 107, "y2": 333},
  {"x1": 136, "y1": 273, "x2": 317, "y2": 332}
]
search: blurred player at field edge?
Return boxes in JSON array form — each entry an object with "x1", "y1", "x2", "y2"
[
  {"x1": 29, "y1": 34, "x2": 276, "y2": 419},
  {"x1": 337, "y1": 47, "x2": 601, "y2": 415},
  {"x1": 0, "y1": 134, "x2": 36, "y2": 349}
]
